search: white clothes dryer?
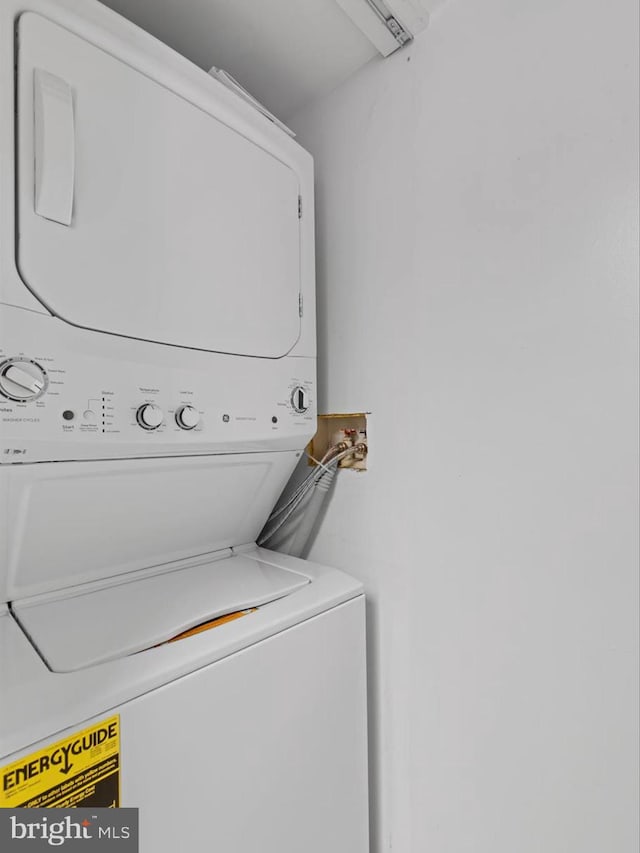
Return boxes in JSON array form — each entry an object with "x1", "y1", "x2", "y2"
[{"x1": 0, "y1": 1, "x2": 369, "y2": 850}]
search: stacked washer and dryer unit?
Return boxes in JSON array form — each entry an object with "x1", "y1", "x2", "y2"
[{"x1": 0, "y1": 1, "x2": 369, "y2": 849}]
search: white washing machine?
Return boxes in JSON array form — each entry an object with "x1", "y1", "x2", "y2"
[{"x1": 0, "y1": 1, "x2": 369, "y2": 849}]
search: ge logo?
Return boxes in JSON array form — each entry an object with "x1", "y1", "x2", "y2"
[{"x1": 222, "y1": 414, "x2": 230, "y2": 423}]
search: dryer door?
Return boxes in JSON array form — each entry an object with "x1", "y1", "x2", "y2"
[{"x1": 15, "y1": 13, "x2": 301, "y2": 358}]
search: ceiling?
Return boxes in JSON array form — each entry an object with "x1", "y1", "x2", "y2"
[{"x1": 100, "y1": 0, "x2": 384, "y2": 120}]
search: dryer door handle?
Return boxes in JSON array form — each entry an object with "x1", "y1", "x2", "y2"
[{"x1": 33, "y1": 69, "x2": 75, "y2": 226}]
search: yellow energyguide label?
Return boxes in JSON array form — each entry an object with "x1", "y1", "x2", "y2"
[{"x1": 0, "y1": 715, "x2": 120, "y2": 808}]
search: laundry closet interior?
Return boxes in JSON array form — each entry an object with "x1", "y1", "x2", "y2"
[{"x1": 0, "y1": 2, "x2": 637, "y2": 853}]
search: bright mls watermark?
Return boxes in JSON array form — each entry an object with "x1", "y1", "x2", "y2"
[{"x1": 0, "y1": 809, "x2": 138, "y2": 850}]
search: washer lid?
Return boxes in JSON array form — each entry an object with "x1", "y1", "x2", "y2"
[
  {"x1": 12, "y1": 553, "x2": 310, "y2": 673},
  {"x1": 16, "y1": 13, "x2": 301, "y2": 358}
]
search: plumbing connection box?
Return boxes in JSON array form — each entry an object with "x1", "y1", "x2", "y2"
[{"x1": 308, "y1": 413, "x2": 368, "y2": 471}]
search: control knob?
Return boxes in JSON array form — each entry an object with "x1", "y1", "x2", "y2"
[
  {"x1": 136, "y1": 403, "x2": 164, "y2": 430},
  {"x1": 290, "y1": 385, "x2": 309, "y2": 414},
  {"x1": 175, "y1": 405, "x2": 200, "y2": 430},
  {"x1": 0, "y1": 358, "x2": 48, "y2": 402}
]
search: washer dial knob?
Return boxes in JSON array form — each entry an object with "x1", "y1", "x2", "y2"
[
  {"x1": 136, "y1": 403, "x2": 164, "y2": 430},
  {"x1": 290, "y1": 385, "x2": 309, "y2": 414},
  {"x1": 175, "y1": 405, "x2": 200, "y2": 430},
  {"x1": 0, "y1": 359, "x2": 47, "y2": 402}
]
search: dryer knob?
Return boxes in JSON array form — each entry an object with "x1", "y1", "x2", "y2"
[
  {"x1": 0, "y1": 359, "x2": 47, "y2": 402},
  {"x1": 290, "y1": 385, "x2": 309, "y2": 414},
  {"x1": 136, "y1": 403, "x2": 164, "y2": 430},
  {"x1": 175, "y1": 405, "x2": 200, "y2": 430}
]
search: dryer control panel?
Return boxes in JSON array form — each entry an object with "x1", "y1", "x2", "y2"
[{"x1": 0, "y1": 308, "x2": 316, "y2": 463}]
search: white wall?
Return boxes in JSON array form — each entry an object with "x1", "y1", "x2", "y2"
[{"x1": 289, "y1": 1, "x2": 639, "y2": 851}]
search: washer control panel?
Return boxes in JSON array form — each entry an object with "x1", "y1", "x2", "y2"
[{"x1": 0, "y1": 311, "x2": 316, "y2": 462}]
